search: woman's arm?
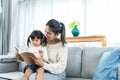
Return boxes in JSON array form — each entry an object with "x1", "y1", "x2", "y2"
[
  {"x1": 43, "y1": 46, "x2": 68, "y2": 74},
  {"x1": 31, "y1": 45, "x2": 68, "y2": 74}
]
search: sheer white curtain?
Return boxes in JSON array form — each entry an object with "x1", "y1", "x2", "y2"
[
  {"x1": 9, "y1": 0, "x2": 52, "y2": 52},
  {"x1": 86, "y1": 0, "x2": 120, "y2": 47},
  {"x1": 0, "y1": 0, "x2": 11, "y2": 55},
  {"x1": 0, "y1": 0, "x2": 2, "y2": 13}
]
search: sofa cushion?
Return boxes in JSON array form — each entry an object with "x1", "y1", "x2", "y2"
[
  {"x1": 67, "y1": 78, "x2": 91, "y2": 80},
  {"x1": 66, "y1": 47, "x2": 82, "y2": 78},
  {"x1": 81, "y1": 47, "x2": 111, "y2": 78},
  {"x1": 0, "y1": 71, "x2": 23, "y2": 80}
]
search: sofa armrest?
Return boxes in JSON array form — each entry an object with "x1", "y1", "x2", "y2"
[
  {"x1": 0, "y1": 55, "x2": 19, "y2": 73},
  {"x1": 0, "y1": 62, "x2": 19, "y2": 73}
]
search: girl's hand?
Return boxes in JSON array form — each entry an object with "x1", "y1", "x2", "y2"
[
  {"x1": 38, "y1": 49, "x2": 44, "y2": 57},
  {"x1": 30, "y1": 56, "x2": 44, "y2": 67},
  {"x1": 15, "y1": 53, "x2": 24, "y2": 61}
]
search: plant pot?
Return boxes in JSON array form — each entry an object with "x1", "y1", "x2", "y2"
[{"x1": 71, "y1": 26, "x2": 80, "y2": 37}]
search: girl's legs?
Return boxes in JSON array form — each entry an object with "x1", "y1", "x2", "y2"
[
  {"x1": 23, "y1": 68, "x2": 32, "y2": 80},
  {"x1": 36, "y1": 68, "x2": 44, "y2": 80}
]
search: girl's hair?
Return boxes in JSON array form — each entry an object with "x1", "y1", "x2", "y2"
[
  {"x1": 27, "y1": 30, "x2": 47, "y2": 47},
  {"x1": 46, "y1": 19, "x2": 66, "y2": 46}
]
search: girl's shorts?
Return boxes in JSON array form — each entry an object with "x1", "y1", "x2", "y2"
[{"x1": 23, "y1": 64, "x2": 39, "y2": 73}]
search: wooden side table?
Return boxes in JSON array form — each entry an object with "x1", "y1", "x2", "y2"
[{"x1": 66, "y1": 35, "x2": 106, "y2": 47}]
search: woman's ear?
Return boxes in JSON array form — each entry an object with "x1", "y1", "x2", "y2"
[
  {"x1": 57, "y1": 32, "x2": 60, "y2": 36},
  {"x1": 55, "y1": 33, "x2": 59, "y2": 37}
]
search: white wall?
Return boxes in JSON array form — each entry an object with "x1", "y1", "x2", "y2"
[{"x1": 86, "y1": 0, "x2": 120, "y2": 47}]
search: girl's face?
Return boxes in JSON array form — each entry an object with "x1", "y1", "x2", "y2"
[
  {"x1": 45, "y1": 26, "x2": 58, "y2": 41},
  {"x1": 30, "y1": 38, "x2": 41, "y2": 47}
]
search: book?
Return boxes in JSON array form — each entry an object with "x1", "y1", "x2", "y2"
[{"x1": 15, "y1": 47, "x2": 36, "y2": 65}]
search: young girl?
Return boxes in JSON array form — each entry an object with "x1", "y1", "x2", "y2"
[{"x1": 16, "y1": 30, "x2": 48, "y2": 80}]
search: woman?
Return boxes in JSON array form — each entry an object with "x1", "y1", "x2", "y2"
[{"x1": 29, "y1": 19, "x2": 68, "y2": 80}]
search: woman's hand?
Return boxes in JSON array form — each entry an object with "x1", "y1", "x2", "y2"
[
  {"x1": 30, "y1": 56, "x2": 44, "y2": 67},
  {"x1": 15, "y1": 53, "x2": 24, "y2": 61}
]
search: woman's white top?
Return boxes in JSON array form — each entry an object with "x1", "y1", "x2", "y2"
[{"x1": 43, "y1": 42, "x2": 68, "y2": 74}]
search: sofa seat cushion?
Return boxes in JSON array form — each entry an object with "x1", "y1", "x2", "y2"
[
  {"x1": 66, "y1": 47, "x2": 82, "y2": 78},
  {"x1": 0, "y1": 71, "x2": 23, "y2": 80},
  {"x1": 67, "y1": 78, "x2": 91, "y2": 80}
]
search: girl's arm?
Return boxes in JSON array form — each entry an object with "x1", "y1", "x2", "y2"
[
  {"x1": 41, "y1": 47, "x2": 49, "y2": 62},
  {"x1": 15, "y1": 53, "x2": 24, "y2": 61}
]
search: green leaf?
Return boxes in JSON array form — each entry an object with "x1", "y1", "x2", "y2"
[{"x1": 69, "y1": 20, "x2": 80, "y2": 29}]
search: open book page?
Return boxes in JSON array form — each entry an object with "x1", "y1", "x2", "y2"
[
  {"x1": 15, "y1": 47, "x2": 36, "y2": 65},
  {"x1": 20, "y1": 52, "x2": 36, "y2": 65}
]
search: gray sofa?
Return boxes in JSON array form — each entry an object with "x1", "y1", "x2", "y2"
[{"x1": 0, "y1": 47, "x2": 120, "y2": 80}]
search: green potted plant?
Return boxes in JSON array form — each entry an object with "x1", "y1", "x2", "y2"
[{"x1": 69, "y1": 20, "x2": 80, "y2": 37}]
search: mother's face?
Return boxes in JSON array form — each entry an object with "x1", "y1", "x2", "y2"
[{"x1": 45, "y1": 26, "x2": 56, "y2": 41}]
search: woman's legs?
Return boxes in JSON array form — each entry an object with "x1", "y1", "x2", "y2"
[
  {"x1": 29, "y1": 71, "x2": 66, "y2": 80},
  {"x1": 36, "y1": 68, "x2": 44, "y2": 80},
  {"x1": 23, "y1": 68, "x2": 32, "y2": 80}
]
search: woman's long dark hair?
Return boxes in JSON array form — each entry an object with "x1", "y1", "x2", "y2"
[
  {"x1": 46, "y1": 19, "x2": 66, "y2": 46},
  {"x1": 27, "y1": 30, "x2": 47, "y2": 47}
]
